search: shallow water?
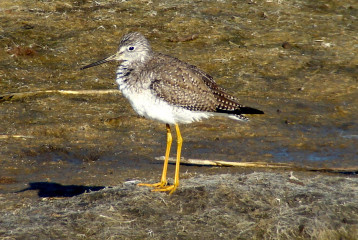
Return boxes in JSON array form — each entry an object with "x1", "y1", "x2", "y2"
[{"x1": 0, "y1": 0, "x2": 357, "y2": 195}]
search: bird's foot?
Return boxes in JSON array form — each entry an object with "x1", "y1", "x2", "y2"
[
  {"x1": 137, "y1": 181, "x2": 167, "y2": 189},
  {"x1": 137, "y1": 182, "x2": 177, "y2": 195},
  {"x1": 152, "y1": 184, "x2": 177, "y2": 195}
]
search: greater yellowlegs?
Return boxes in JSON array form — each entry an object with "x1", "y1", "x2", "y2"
[{"x1": 81, "y1": 32, "x2": 264, "y2": 194}]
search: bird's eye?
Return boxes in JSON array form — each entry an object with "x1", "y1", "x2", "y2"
[{"x1": 128, "y1": 46, "x2": 135, "y2": 51}]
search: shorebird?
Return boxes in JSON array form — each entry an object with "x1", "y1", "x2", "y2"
[{"x1": 81, "y1": 32, "x2": 263, "y2": 194}]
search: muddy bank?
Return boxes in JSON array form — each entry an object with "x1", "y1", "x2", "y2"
[{"x1": 1, "y1": 171, "x2": 358, "y2": 239}]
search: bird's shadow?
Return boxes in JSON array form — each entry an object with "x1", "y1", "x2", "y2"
[{"x1": 17, "y1": 182, "x2": 105, "y2": 198}]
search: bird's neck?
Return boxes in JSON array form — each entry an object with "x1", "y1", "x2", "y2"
[
  {"x1": 115, "y1": 60, "x2": 146, "y2": 90},
  {"x1": 115, "y1": 52, "x2": 153, "y2": 89},
  {"x1": 116, "y1": 61, "x2": 131, "y2": 87}
]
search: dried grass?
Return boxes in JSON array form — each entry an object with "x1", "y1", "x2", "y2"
[{"x1": 1, "y1": 172, "x2": 357, "y2": 239}]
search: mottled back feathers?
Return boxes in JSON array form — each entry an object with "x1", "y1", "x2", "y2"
[{"x1": 144, "y1": 53, "x2": 263, "y2": 117}]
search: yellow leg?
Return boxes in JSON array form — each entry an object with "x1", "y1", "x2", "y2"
[
  {"x1": 138, "y1": 124, "x2": 172, "y2": 188},
  {"x1": 153, "y1": 124, "x2": 182, "y2": 195},
  {"x1": 173, "y1": 124, "x2": 183, "y2": 193}
]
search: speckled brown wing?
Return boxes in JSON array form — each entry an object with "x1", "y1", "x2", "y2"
[
  {"x1": 186, "y1": 64, "x2": 244, "y2": 111},
  {"x1": 184, "y1": 59, "x2": 264, "y2": 115},
  {"x1": 149, "y1": 53, "x2": 264, "y2": 115},
  {"x1": 149, "y1": 54, "x2": 218, "y2": 112}
]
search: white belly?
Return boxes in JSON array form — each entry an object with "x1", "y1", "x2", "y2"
[{"x1": 120, "y1": 87, "x2": 213, "y2": 125}]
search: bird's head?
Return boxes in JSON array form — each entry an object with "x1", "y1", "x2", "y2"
[{"x1": 80, "y1": 32, "x2": 152, "y2": 70}]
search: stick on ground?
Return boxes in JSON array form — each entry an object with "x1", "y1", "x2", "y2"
[{"x1": 155, "y1": 156, "x2": 358, "y2": 174}]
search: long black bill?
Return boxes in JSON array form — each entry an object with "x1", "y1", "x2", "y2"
[
  {"x1": 80, "y1": 53, "x2": 120, "y2": 70},
  {"x1": 80, "y1": 57, "x2": 111, "y2": 70}
]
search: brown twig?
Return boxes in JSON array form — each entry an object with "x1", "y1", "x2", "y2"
[
  {"x1": 0, "y1": 89, "x2": 120, "y2": 102},
  {"x1": 155, "y1": 157, "x2": 358, "y2": 174}
]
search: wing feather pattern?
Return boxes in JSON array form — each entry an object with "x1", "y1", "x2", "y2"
[{"x1": 148, "y1": 53, "x2": 263, "y2": 116}]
